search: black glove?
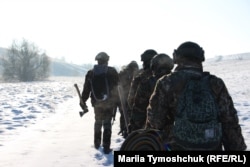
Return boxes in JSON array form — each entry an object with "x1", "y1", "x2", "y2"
[{"x1": 79, "y1": 102, "x2": 89, "y2": 114}]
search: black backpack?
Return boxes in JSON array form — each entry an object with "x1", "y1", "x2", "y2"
[
  {"x1": 90, "y1": 65, "x2": 110, "y2": 102},
  {"x1": 173, "y1": 72, "x2": 222, "y2": 150}
]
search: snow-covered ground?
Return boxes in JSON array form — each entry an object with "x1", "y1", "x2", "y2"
[
  {"x1": 0, "y1": 77, "x2": 124, "y2": 167},
  {"x1": 0, "y1": 58, "x2": 250, "y2": 167}
]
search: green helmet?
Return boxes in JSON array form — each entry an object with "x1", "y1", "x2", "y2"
[
  {"x1": 173, "y1": 41, "x2": 205, "y2": 63},
  {"x1": 95, "y1": 52, "x2": 109, "y2": 62},
  {"x1": 141, "y1": 49, "x2": 157, "y2": 62},
  {"x1": 150, "y1": 53, "x2": 174, "y2": 72}
]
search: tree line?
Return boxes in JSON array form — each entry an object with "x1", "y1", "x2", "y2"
[{"x1": 0, "y1": 39, "x2": 50, "y2": 82}]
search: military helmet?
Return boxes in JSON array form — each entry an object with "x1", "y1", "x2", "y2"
[
  {"x1": 95, "y1": 52, "x2": 109, "y2": 62},
  {"x1": 173, "y1": 41, "x2": 205, "y2": 63},
  {"x1": 150, "y1": 53, "x2": 174, "y2": 72},
  {"x1": 141, "y1": 49, "x2": 157, "y2": 62},
  {"x1": 127, "y1": 60, "x2": 139, "y2": 70}
]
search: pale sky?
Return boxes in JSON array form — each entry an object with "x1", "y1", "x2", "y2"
[{"x1": 0, "y1": 0, "x2": 249, "y2": 65}]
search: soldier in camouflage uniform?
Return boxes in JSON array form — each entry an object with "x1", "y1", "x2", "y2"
[
  {"x1": 81, "y1": 52, "x2": 119, "y2": 154},
  {"x1": 127, "y1": 49, "x2": 157, "y2": 111},
  {"x1": 118, "y1": 61, "x2": 139, "y2": 137},
  {"x1": 147, "y1": 41, "x2": 247, "y2": 150},
  {"x1": 130, "y1": 54, "x2": 174, "y2": 132}
]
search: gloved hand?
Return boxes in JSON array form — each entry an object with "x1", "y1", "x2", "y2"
[{"x1": 79, "y1": 102, "x2": 89, "y2": 114}]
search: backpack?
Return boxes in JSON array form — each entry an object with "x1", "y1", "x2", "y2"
[
  {"x1": 173, "y1": 72, "x2": 222, "y2": 150},
  {"x1": 90, "y1": 65, "x2": 110, "y2": 102}
]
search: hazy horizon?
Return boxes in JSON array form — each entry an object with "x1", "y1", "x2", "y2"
[{"x1": 0, "y1": 0, "x2": 249, "y2": 65}]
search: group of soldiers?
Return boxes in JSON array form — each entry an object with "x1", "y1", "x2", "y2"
[
  {"x1": 80, "y1": 41, "x2": 246, "y2": 153},
  {"x1": 80, "y1": 48, "x2": 174, "y2": 153},
  {"x1": 118, "y1": 49, "x2": 174, "y2": 138}
]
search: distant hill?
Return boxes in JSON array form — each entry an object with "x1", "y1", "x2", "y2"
[
  {"x1": 50, "y1": 59, "x2": 89, "y2": 76},
  {"x1": 205, "y1": 52, "x2": 250, "y2": 63}
]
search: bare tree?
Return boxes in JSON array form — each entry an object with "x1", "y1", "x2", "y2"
[{"x1": 1, "y1": 39, "x2": 51, "y2": 82}]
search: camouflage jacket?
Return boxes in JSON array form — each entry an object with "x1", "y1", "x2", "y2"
[
  {"x1": 147, "y1": 65, "x2": 247, "y2": 151},
  {"x1": 129, "y1": 75, "x2": 160, "y2": 129},
  {"x1": 81, "y1": 65, "x2": 119, "y2": 107},
  {"x1": 127, "y1": 69, "x2": 152, "y2": 109},
  {"x1": 133, "y1": 69, "x2": 173, "y2": 114}
]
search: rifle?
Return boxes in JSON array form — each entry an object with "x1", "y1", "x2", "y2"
[
  {"x1": 117, "y1": 85, "x2": 129, "y2": 133},
  {"x1": 74, "y1": 83, "x2": 88, "y2": 117},
  {"x1": 112, "y1": 106, "x2": 117, "y2": 125}
]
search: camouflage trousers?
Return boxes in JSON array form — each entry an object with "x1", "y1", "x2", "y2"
[
  {"x1": 94, "y1": 105, "x2": 113, "y2": 149},
  {"x1": 130, "y1": 111, "x2": 147, "y2": 132}
]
